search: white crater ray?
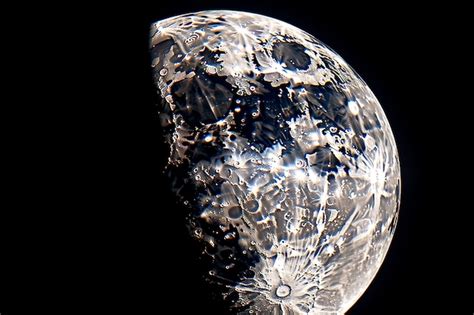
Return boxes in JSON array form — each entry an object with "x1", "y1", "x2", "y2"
[{"x1": 151, "y1": 10, "x2": 400, "y2": 315}]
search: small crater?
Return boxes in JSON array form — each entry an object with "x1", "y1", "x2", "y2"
[
  {"x1": 275, "y1": 284, "x2": 291, "y2": 298},
  {"x1": 227, "y1": 206, "x2": 243, "y2": 219},
  {"x1": 245, "y1": 200, "x2": 259, "y2": 213},
  {"x1": 272, "y1": 42, "x2": 311, "y2": 71}
]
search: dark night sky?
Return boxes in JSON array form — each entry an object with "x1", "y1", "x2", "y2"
[{"x1": 1, "y1": 1, "x2": 471, "y2": 314}]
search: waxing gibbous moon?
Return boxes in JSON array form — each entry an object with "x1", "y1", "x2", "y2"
[{"x1": 151, "y1": 10, "x2": 400, "y2": 314}]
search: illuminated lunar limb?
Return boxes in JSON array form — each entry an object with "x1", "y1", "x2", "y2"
[{"x1": 151, "y1": 10, "x2": 400, "y2": 315}]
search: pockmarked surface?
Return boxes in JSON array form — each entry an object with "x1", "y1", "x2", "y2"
[{"x1": 151, "y1": 10, "x2": 400, "y2": 314}]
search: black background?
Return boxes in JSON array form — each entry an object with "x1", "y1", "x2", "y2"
[{"x1": 1, "y1": 1, "x2": 471, "y2": 314}]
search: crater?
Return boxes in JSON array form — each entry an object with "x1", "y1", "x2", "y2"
[
  {"x1": 272, "y1": 42, "x2": 311, "y2": 71},
  {"x1": 275, "y1": 284, "x2": 291, "y2": 298}
]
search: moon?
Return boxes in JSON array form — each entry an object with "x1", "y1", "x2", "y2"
[{"x1": 151, "y1": 10, "x2": 400, "y2": 314}]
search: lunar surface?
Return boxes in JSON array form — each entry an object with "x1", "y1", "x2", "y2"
[{"x1": 151, "y1": 10, "x2": 400, "y2": 314}]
